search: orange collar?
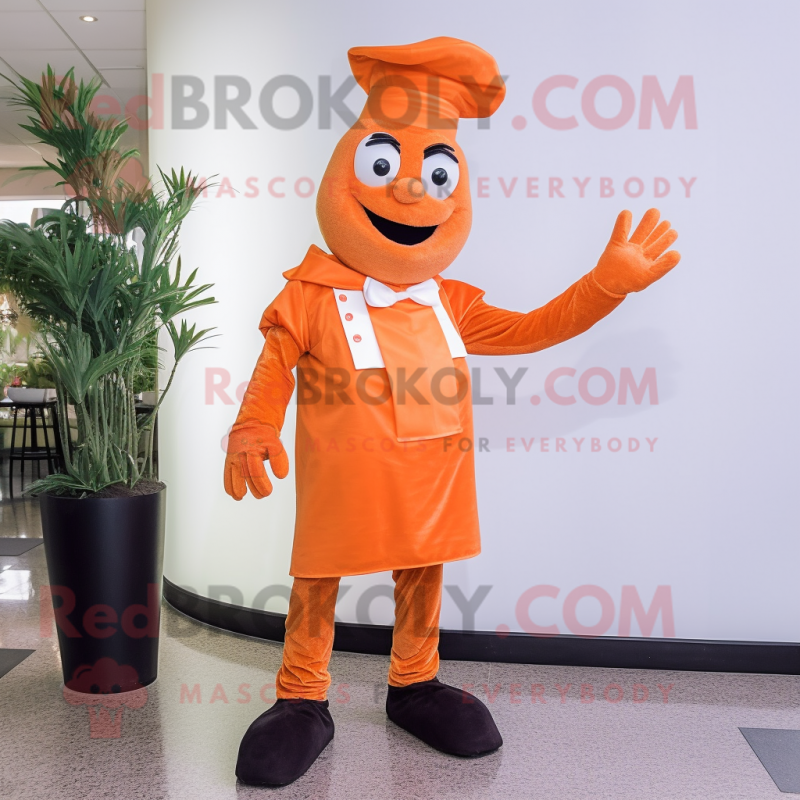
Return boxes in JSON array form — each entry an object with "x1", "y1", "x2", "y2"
[
  {"x1": 284, "y1": 245, "x2": 443, "y2": 291},
  {"x1": 283, "y1": 246, "x2": 366, "y2": 290}
]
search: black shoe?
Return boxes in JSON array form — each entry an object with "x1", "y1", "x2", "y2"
[
  {"x1": 235, "y1": 698, "x2": 335, "y2": 786},
  {"x1": 386, "y1": 678, "x2": 502, "y2": 757}
]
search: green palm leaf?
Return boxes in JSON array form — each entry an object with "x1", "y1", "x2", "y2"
[{"x1": 0, "y1": 65, "x2": 216, "y2": 494}]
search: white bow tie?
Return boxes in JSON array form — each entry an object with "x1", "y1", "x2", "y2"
[{"x1": 363, "y1": 276, "x2": 441, "y2": 308}]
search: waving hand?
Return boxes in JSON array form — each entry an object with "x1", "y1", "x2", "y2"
[{"x1": 592, "y1": 208, "x2": 681, "y2": 295}]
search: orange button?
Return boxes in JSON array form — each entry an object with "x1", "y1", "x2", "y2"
[
  {"x1": 345, "y1": 313, "x2": 353, "y2": 321},
  {"x1": 338, "y1": 294, "x2": 347, "y2": 302},
  {"x1": 353, "y1": 334, "x2": 362, "y2": 343}
]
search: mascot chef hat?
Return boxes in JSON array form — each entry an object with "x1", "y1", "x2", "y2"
[{"x1": 347, "y1": 36, "x2": 506, "y2": 131}]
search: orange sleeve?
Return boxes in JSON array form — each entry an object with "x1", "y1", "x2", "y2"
[
  {"x1": 232, "y1": 326, "x2": 300, "y2": 435},
  {"x1": 233, "y1": 280, "x2": 309, "y2": 435},
  {"x1": 442, "y1": 272, "x2": 625, "y2": 356},
  {"x1": 258, "y1": 279, "x2": 311, "y2": 355}
]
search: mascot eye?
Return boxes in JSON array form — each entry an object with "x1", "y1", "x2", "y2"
[
  {"x1": 423, "y1": 152, "x2": 459, "y2": 199},
  {"x1": 354, "y1": 134, "x2": 401, "y2": 187}
]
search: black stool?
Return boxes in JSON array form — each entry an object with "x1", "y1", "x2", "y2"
[{"x1": 8, "y1": 400, "x2": 64, "y2": 496}]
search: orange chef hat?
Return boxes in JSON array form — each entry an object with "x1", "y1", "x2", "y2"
[{"x1": 348, "y1": 36, "x2": 505, "y2": 131}]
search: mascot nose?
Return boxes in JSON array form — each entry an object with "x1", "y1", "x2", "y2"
[{"x1": 393, "y1": 177, "x2": 426, "y2": 204}]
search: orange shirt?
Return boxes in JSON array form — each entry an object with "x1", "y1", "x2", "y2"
[{"x1": 257, "y1": 246, "x2": 624, "y2": 578}]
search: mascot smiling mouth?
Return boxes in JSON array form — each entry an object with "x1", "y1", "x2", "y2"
[{"x1": 361, "y1": 204, "x2": 438, "y2": 246}]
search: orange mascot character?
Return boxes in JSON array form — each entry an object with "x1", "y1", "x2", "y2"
[{"x1": 226, "y1": 38, "x2": 680, "y2": 786}]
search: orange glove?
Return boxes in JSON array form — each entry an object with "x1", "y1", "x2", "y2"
[
  {"x1": 224, "y1": 424, "x2": 289, "y2": 500},
  {"x1": 592, "y1": 208, "x2": 680, "y2": 295}
]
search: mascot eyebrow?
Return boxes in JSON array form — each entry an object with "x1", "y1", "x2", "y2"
[
  {"x1": 364, "y1": 134, "x2": 459, "y2": 164},
  {"x1": 424, "y1": 143, "x2": 458, "y2": 163},
  {"x1": 365, "y1": 132, "x2": 401, "y2": 152}
]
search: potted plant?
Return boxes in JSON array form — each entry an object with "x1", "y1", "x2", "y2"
[
  {"x1": 0, "y1": 68, "x2": 215, "y2": 692},
  {"x1": 0, "y1": 362, "x2": 25, "y2": 396},
  {"x1": 7, "y1": 357, "x2": 57, "y2": 402}
]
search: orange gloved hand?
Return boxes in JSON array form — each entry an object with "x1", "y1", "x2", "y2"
[
  {"x1": 224, "y1": 424, "x2": 289, "y2": 501},
  {"x1": 592, "y1": 208, "x2": 681, "y2": 295}
]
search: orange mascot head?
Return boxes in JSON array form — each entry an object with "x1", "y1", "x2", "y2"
[{"x1": 316, "y1": 37, "x2": 505, "y2": 285}]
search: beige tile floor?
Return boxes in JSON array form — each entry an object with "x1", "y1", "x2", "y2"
[{"x1": 0, "y1": 485, "x2": 797, "y2": 799}]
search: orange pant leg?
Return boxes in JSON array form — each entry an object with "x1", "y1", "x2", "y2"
[
  {"x1": 275, "y1": 576, "x2": 340, "y2": 701},
  {"x1": 388, "y1": 564, "x2": 443, "y2": 687}
]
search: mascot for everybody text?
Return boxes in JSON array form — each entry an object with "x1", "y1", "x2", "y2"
[{"x1": 224, "y1": 37, "x2": 680, "y2": 786}]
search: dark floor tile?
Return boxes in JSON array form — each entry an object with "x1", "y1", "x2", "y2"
[
  {"x1": 740, "y1": 727, "x2": 800, "y2": 793},
  {"x1": 0, "y1": 648, "x2": 34, "y2": 679},
  {"x1": 0, "y1": 538, "x2": 43, "y2": 556}
]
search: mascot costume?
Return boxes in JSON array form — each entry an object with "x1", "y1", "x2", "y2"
[{"x1": 224, "y1": 37, "x2": 680, "y2": 786}]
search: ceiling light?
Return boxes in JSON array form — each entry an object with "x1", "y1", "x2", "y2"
[{"x1": 79, "y1": 15, "x2": 98, "y2": 23}]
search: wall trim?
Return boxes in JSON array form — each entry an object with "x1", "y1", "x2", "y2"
[{"x1": 163, "y1": 578, "x2": 800, "y2": 675}]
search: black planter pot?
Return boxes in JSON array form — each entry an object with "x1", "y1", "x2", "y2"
[{"x1": 40, "y1": 487, "x2": 166, "y2": 693}]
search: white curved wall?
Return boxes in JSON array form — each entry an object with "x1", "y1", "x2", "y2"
[{"x1": 148, "y1": 0, "x2": 800, "y2": 641}]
